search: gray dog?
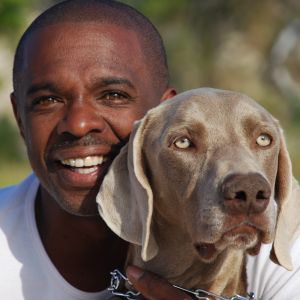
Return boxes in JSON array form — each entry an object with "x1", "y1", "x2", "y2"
[{"x1": 97, "y1": 88, "x2": 300, "y2": 298}]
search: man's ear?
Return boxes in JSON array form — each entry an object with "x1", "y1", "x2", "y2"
[
  {"x1": 10, "y1": 92, "x2": 25, "y2": 139},
  {"x1": 160, "y1": 87, "x2": 177, "y2": 103}
]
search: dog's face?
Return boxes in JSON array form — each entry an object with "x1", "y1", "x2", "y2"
[
  {"x1": 141, "y1": 90, "x2": 282, "y2": 262},
  {"x1": 97, "y1": 88, "x2": 293, "y2": 266}
]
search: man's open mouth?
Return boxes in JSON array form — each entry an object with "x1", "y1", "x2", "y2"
[
  {"x1": 50, "y1": 153, "x2": 113, "y2": 188},
  {"x1": 60, "y1": 155, "x2": 108, "y2": 174}
]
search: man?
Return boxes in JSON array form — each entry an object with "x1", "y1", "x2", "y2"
[
  {"x1": 1, "y1": 1, "x2": 300, "y2": 300},
  {"x1": 0, "y1": 0, "x2": 190, "y2": 299}
]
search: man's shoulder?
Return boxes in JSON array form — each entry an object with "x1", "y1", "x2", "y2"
[
  {"x1": 247, "y1": 236, "x2": 300, "y2": 299},
  {"x1": 0, "y1": 173, "x2": 39, "y2": 211}
]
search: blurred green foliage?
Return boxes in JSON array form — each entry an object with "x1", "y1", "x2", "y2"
[
  {"x1": 0, "y1": 116, "x2": 31, "y2": 187},
  {"x1": 0, "y1": 116, "x2": 22, "y2": 161},
  {"x1": 0, "y1": 162, "x2": 31, "y2": 187},
  {"x1": 0, "y1": 0, "x2": 36, "y2": 186},
  {"x1": 0, "y1": 0, "x2": 299, "y2": 186},
  {"x1": 0, "y1": 0, "x2": 38, "y2": 45},
  {"x1": 124, "y1": 0, "x2": 300, "y2": 179}
]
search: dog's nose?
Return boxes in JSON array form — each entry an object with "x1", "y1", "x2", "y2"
[{"x1": 221, "y1": 173, "x2": 271, "y2": 214}]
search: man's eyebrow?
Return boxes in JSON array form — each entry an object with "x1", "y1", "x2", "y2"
[
  {"x1": 26, "y1": 77, "x2": 136, "y2": 96},
  {"x1": 91, "y1": 77, "x2": 135, "y2": 89},
  {"x1": 26, "y1": 83, "x2": 60, "y2": 96}
]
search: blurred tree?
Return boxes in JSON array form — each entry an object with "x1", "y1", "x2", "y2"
[
  {"x1": 123, "y1": 0, "x2": 300, "y2": 179},
  {"x1": 0, "y1": 0, "x2": 38, "y2": 45},
  {"x1": 0, "y1": 116, "x2": 24, "y2": 162},
  {"x1": 0, "y1": 0, "x2": 299, "y2": 181}
]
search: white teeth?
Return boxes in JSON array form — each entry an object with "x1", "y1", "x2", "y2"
[
  {"x1": 75, "y1": 166, "x2": 98, "y2": 174},
  {"x1": 69, "y1": 159, "x2": 76, "y2": 167},
  {"x1": 84, "y1": 156, "x2": 103, "y2": 166},
  {"x1": 75, "y1": 158, "x2": 84, "y2": 168},
  {"x1": 84, "y1": 156, "x2": 93, "y2": 167},
  {"x1": 61, "y1": 156, "x2": 106, "y2": 168}
]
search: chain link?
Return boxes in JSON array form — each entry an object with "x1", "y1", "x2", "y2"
[{"x1": 108, "y1": 269, "x2": 256, "y2": 300}]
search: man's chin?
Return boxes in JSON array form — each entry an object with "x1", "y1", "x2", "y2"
[
  {"x1": 54, "y1": 183, "x2": 103, "y2": 217},
  {"x1": 42, "y1": 161, "x2": 112, "y2": 217}
]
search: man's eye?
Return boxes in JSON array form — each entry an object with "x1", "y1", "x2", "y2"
[
  {"x1": 102, "y1": 91, "x2": 131, "y2": 102},
  {"x1": 33, "y1": 96, "x2": 61, "y2": 105},
  {"x1": 29, "y1": 96, "x2": 63, "y2": 112}
]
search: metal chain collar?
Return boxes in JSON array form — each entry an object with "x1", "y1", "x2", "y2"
[{"x1": 108, "y1": 269, "x2": 256, "y2": 300}]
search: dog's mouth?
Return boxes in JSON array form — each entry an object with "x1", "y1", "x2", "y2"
[
  {"x1": 194, "y1": 243, "x2": 218, "y2": 261},
  {"x1": 194, "y1": 224, "x2": 261, "y2": 262},
  {"x1": 219, "y1": 224, "x2": 259, "y2": 249}
]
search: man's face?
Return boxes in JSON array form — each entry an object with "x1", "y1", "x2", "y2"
[{"x1": 12, "y1": 22, "x2": 174, "y2": 216}]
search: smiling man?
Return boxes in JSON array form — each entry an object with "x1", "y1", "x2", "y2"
[
  {"x1": 0, "y1": 1, "x2": 191, "y2": 299},
  {"x1": 2, "y1": 1, "x2": 300, "y2": 300},
  {"x1": 11, "y1": 3, "x2": 174, "y2": 218}
]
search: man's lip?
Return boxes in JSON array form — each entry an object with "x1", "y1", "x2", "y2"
[
  {"x1": 47, "y1": 145, "x2": 121, "y2": 188},
  {"x1": 53, "y1": 158, "x2": 112, "y2": 188},
  {"x1": 60, "y1": 155, "x2": 108, "y2": 168},
  {"x1": 50, "y1": 145, "x2": 116, "y2": 162}
]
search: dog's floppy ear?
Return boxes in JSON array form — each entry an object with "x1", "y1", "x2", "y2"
[
  {"x1": 96, "y1": 116, "x2": 158, "y2": 262},
  {"x1": 272, "y1": 127, "x2": 300, "y2": 270},
  {"x1": 274, "y1": 128, "x2": 293, "y2": 208}
]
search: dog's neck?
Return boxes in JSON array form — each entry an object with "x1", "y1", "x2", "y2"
[{"x1": 126, "y1": 213, "x2": 247, "y2": 297}]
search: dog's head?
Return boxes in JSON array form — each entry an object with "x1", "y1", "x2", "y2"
[{"x1": 97, "y1": 88, "x2": 295, "y2": 269}]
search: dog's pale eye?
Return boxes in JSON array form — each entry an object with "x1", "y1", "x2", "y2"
[
  {"x1": 174, "y1": 137, "x2": 192, "y2": 149},
  {"x1": 256, "y1": 134, "x2": 272, "y2": 147}
]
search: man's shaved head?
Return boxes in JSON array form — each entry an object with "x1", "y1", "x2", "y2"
[{"x1": 13, "y1": 0, "x2": 169, "y2": 94}]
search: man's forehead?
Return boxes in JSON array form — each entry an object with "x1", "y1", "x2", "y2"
[
  {"x1": 25, "y1": 21, "x2": 141, "y2": 46},
  {"x1": 21, "y1": 22, "x2": 145, "y2": 71},
  {"x1": 13, "y1": 1, "x2": 168, "y2": 96}
]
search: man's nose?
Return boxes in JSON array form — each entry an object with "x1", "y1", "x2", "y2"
[{"x1": 57, "y1": 102, "x2": 105, "y2": 137}]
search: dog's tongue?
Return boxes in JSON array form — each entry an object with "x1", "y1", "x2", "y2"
[{"x1": 194, "y1": 243, "x2": 217, "y2": 260}]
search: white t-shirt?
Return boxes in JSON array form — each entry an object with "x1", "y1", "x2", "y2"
[
  {"x1": 0, "y1": 174, "x2": 112, "y2": 300},
  {"x1": 1, "y1": 174, "x2": 300, "y2": 299},
  {"x1": 247, "y1": 239, "x2": 300, "y2": 300}
]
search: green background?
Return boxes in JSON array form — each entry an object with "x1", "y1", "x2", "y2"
[{"x1": 0, "y1": 0, "x2": 299, "y2": 186}]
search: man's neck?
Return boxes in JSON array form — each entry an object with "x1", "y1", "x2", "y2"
[{"x1": 35, "y1": 187, "x2": 128, "y2": 292}]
